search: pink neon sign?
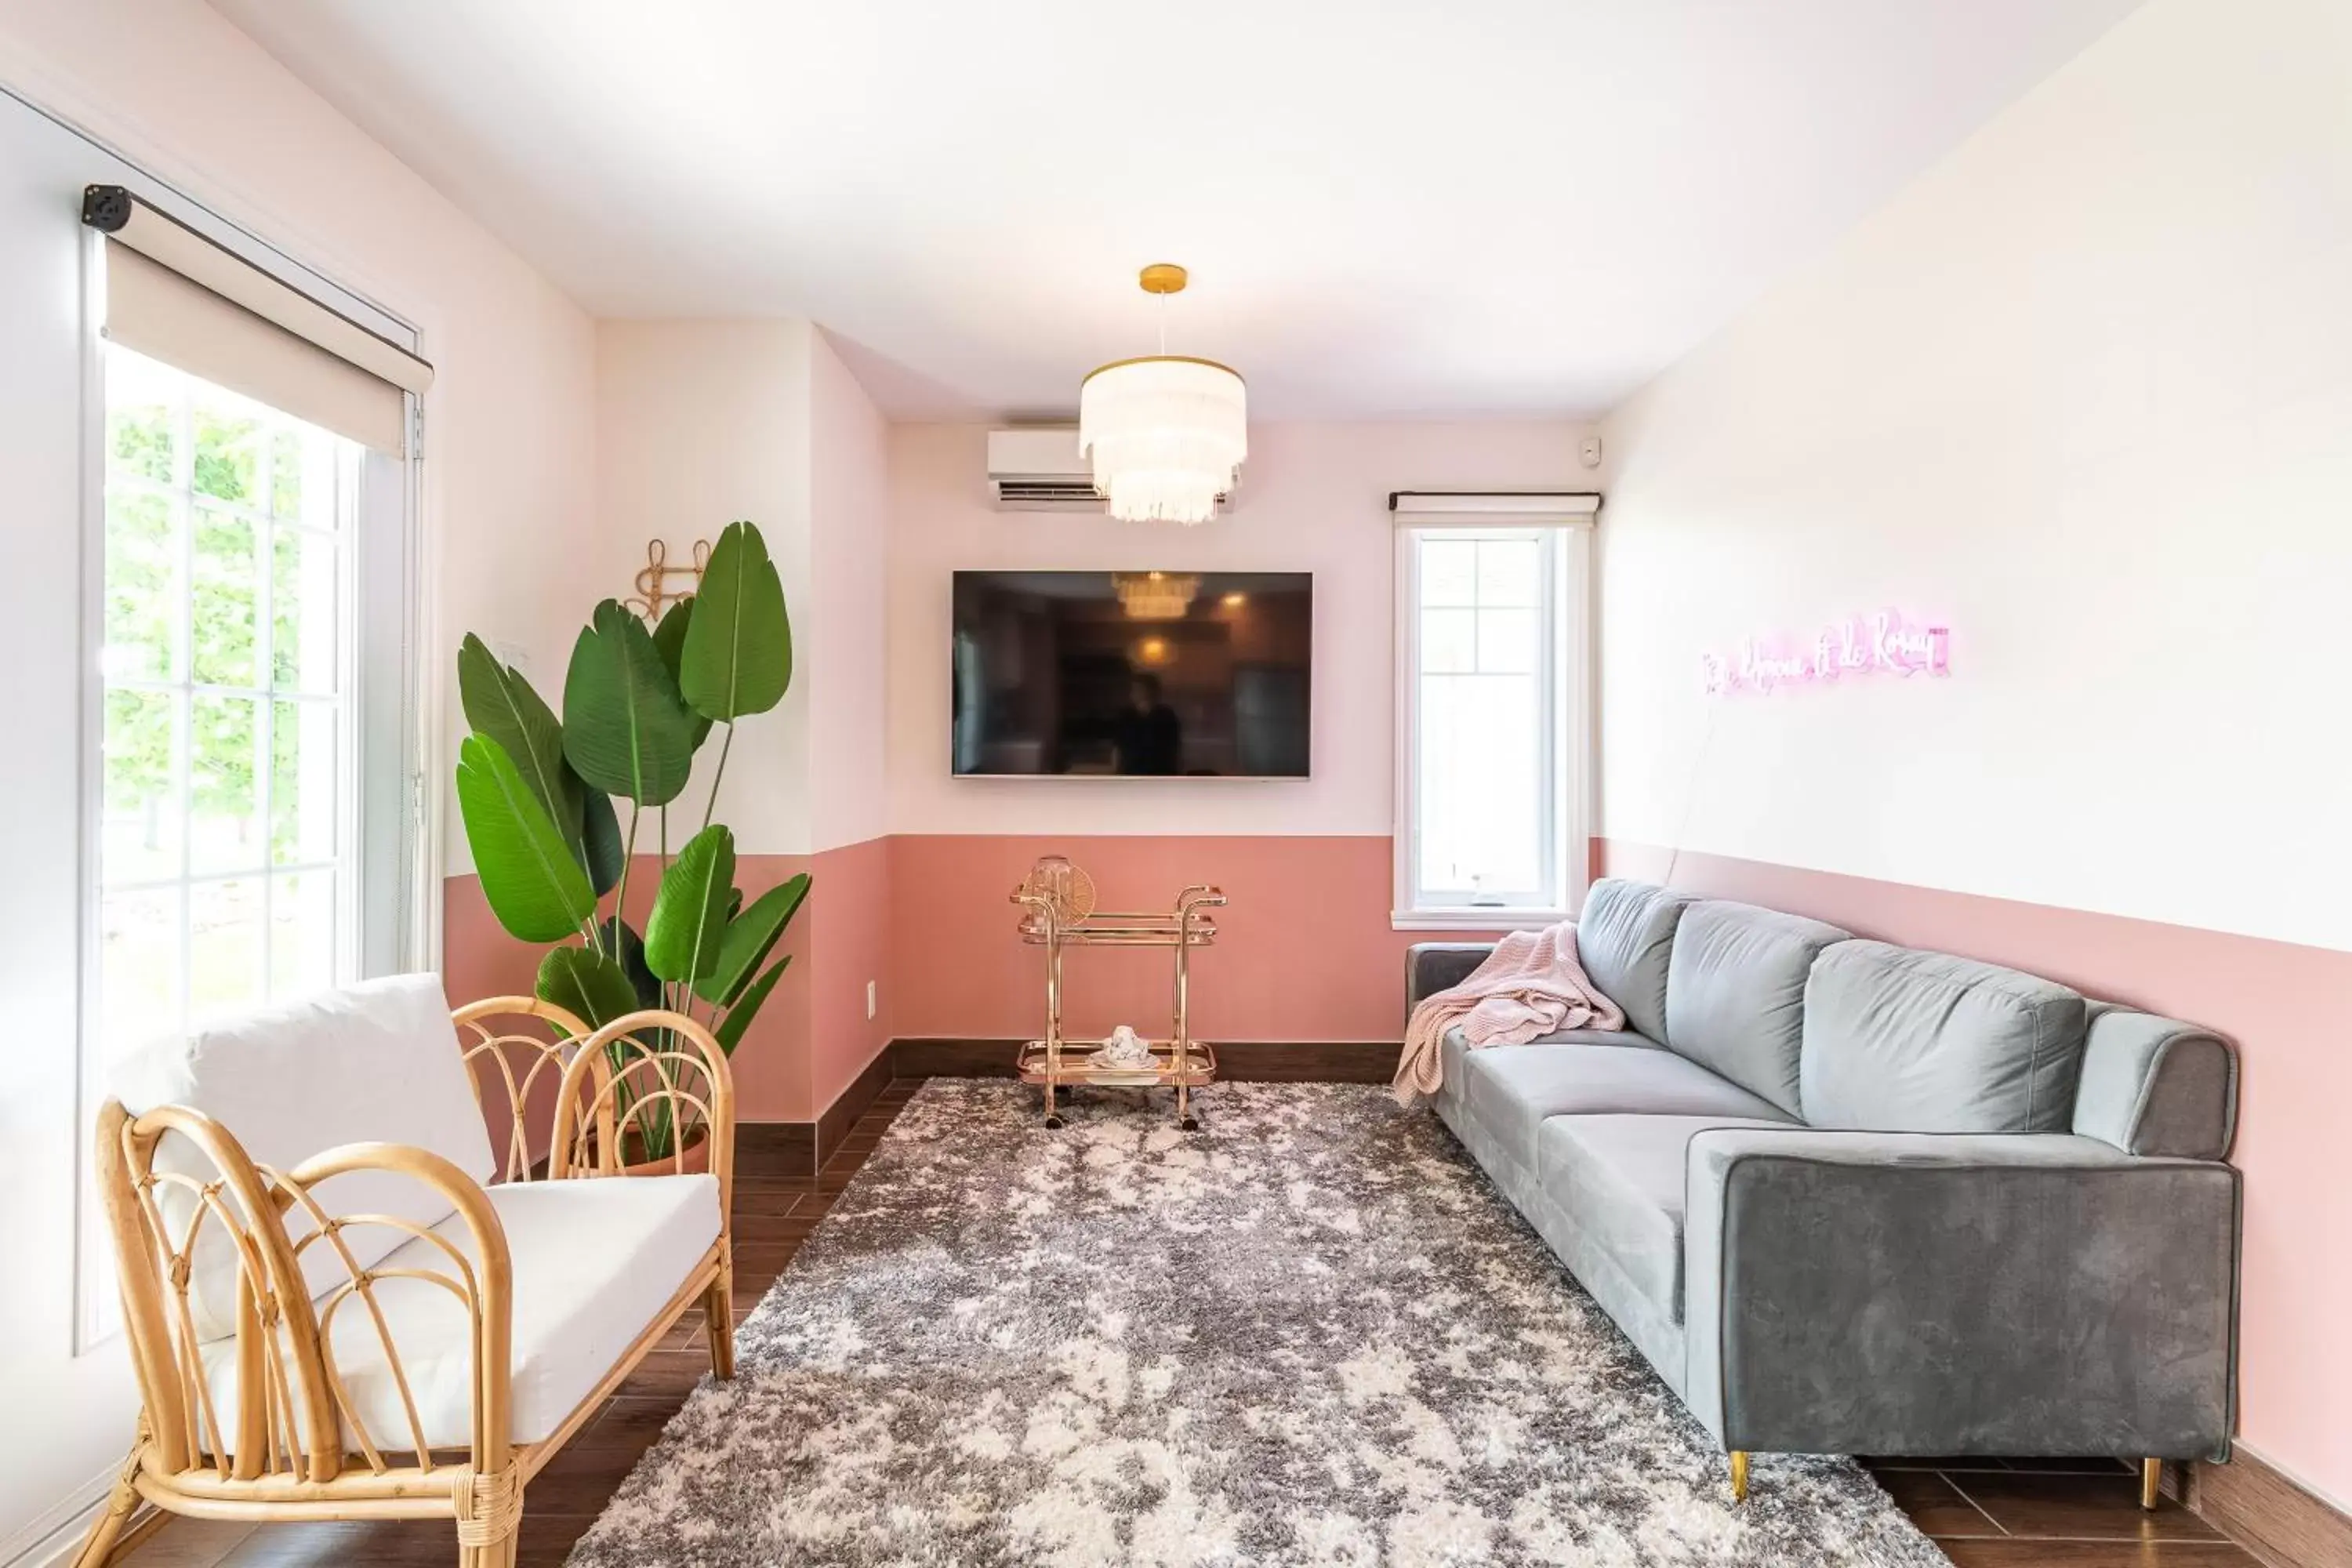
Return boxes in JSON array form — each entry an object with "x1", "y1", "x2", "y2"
[{"x1": 1701, "y1": 610, "x2": 1951, "y2": 696}]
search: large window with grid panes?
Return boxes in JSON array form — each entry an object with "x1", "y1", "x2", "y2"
[
  {"x1": 1392, "y1": 494, "x2": 1595, "y2": 928},
  {"x1": 96, "y1": 346, "x2": 365, "y2": 1051}
]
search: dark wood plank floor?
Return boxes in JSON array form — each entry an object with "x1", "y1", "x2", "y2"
[{"x1": 122, "y1": 1076, "x2": 2261, "y2": 1568}]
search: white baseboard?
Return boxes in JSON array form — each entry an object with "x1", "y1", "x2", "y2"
[{"x1": 1, "y1": 1469, "x2": 115, "y2": 1568}]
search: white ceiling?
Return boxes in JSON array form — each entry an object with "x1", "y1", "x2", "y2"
[{"x1": 211, "y1": 0, "x2": 2143, "y2": 420}]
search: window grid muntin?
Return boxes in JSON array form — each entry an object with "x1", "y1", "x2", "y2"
[
  {"x1": 1406, "y1": 524, "x2": 1563, "y2": 910},
  {"x1": 98, "y1": 345, "x2": 358, "y2": 1040}
]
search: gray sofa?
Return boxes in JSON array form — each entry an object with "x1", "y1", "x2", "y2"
[{"x1": 1409, "y1": 877, "x2": 2240, "y2": 1502}]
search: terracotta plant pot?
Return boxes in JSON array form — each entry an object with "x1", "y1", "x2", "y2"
[{"x1": 594, "y1": 1127, "x2": 712, "y2": 1178}]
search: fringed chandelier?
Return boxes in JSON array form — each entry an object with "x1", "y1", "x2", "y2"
[
  {"x1": 1078, "y1": 264, "x2": 1247, "y2": 524},
  {"x1": 1112, "y1": 570, "x2": 1200, "y2": 620}
]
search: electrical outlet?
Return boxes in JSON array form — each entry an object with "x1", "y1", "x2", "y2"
[{"x1": 866, "y1": 980, "x2": 877, "y2": 1021}]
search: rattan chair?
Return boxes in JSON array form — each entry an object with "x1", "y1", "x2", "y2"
[{"x1": 73, "y1": 982, "x2": 736, "y2": 1568}]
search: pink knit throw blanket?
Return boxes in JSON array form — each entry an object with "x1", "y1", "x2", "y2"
[{"x1": 1392, "y1": 922, "x2": 1624, "y2": 1106}]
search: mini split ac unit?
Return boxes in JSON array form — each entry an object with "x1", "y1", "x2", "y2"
[{"x1": 986, "y1": 426, "x2": 1235, "y2": 514}]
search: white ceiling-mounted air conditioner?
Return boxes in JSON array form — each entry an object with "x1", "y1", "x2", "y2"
[
  {"x1": 987, "y1": 426, "x2": 1100, "y2": 511},
  {"x1": 985, "y1": 426, "x2": 1234, "y2": 514}
]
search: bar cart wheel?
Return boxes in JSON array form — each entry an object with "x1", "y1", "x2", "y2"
[{"x1": 1181, "y1": 1115, "x2": 1201, "y2": 1132}]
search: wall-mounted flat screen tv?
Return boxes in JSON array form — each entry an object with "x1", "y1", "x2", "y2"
[{"x1": 951, "y1": 571, "x2": 1312, "y2": 778}]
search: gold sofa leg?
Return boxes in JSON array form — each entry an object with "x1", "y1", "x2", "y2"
[
  {"x1": 2140, "y1": 1457, "x2": 2163, "y2": 1510},
  {"x1": 1729, "y1": 1450, "x2": 1750, "y2": 1503},
  {"x1": 706, "y1": 1268, "x2": 736, "y2": 1380}
]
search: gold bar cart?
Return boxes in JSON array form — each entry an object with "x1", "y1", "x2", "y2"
[{"x1": 1011, "y1": 856, "x2": 1225, "y2": 1131}]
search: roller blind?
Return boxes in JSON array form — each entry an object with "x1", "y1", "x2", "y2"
[
  {"x1": 88, "y1": 187, "x2": 432, "y2": 456},
  {"x1": 1390, "y1": 491, "x2": 1602, "y2": 528}
]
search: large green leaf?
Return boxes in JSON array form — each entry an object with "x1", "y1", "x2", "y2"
[
  {"x1": 680, "y1": 521, "x2": 792, "y2": 722},
  {"x1": 561, "y1": 601, "x2": 696, "y2": 805},
  {"x1": 694, "y1": 871, "x2": 810, "y2": 1007},
  {"x1": 454, "y1": 734, "x2": 595, "y2": 942},
  {"x1": 651, "y1": 597, "x2": 713, "y2": 749},
  {"x1": 595, "y1": 916, "x2": 662, "y2": 1009},
  {"x1": 644, "y1": 824, "x2": 736, "y2": 983},
  {"x1": 535, "y1": 944, "x2": 642, "y2": 1032},
  {"x1": 713, "y1": 956, "x2": 789, "y2": 1056},
  {"x1": 581, "y1": 787, "x2": 626, "y2": 897},
  {"x1": 457, "y1": 633, "x2": 582, "y2": 851}
]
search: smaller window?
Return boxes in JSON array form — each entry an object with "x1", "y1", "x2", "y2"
[{"x1": 1392, "y1": 495, "x2": 1594, "y2": 930}]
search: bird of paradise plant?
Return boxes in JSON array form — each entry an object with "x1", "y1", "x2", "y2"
[{"x1": 452, "y1": 520, "x2": 808, "y2": 1159}]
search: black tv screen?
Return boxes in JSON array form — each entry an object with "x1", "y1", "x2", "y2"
[{"x1": 952, "y1": 571, "x2": 1312, "y2": 778}]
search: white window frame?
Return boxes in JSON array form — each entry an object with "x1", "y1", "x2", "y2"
[{"x1": 1391, "y1": 492, "x2": 1598, "y2": 931}]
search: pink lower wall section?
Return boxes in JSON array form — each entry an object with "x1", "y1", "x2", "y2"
[
  {"x1": 808, "y1": 835, "x2": 892, "y2": 1113},
  {"x1": 450, "y1": 832, "x2": 2336, "y2": 1485},
  {"x1": 444, "y1": 850, "x2": 826, "y2": 1123},
  {"x1": 887, "y1": 834, "x2": 1508, "y2": 1043},
  {"x1": 447, "y1": 832, "x2": 1484, "y2": 1128},
  {"x1": 1599, "y1": 838, "x2": 2351, "y2": 1500}
]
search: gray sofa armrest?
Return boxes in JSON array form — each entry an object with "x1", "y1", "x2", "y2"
[
  {"x1": 2075, "y1": 1005, "x2": 2238, "y2": 1159},
  {"x1": 1406, "y1": 943, "x2": 1493, "y2": 1012},
  {"x1": 1682, "y1": 1127, "x2": 2238, "y2": 1461}
]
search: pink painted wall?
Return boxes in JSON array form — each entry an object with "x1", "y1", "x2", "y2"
[
  {"x1": 890, "y1": 834, "x2": 1509, "y2": 1044},
  {"x1": 808, "y1": 836, "x2": 893, "y2": 1110},
  {"x1": 444, "y1": 854, "x2": 815, "y2": 1123}
]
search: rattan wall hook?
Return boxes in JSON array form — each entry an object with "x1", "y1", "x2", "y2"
[{"x1": 624, "y1": 538, "x2": 710, "y2": 622}]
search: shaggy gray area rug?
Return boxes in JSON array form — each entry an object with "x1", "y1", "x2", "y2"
[{"x1": 568, "y1": 1080, "x2": 1949, "y2": 1566}]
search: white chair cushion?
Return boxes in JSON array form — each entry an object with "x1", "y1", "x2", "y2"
[
  {"x1": 111, "y1": 975, "x2": 498, "y2": 1341},
  {"x1": 199, "y1": 1172, "x2": 720, "y2": 1453}
]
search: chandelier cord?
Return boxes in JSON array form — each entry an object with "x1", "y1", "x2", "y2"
[{"x1": 1158, "y1": 288, "x2": 1169, "y2": 357}]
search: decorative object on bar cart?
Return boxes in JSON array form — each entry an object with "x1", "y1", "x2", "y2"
[
  {"x1": 1093, "y1": 1024, "x2": 1157, "y2": 1073},
  {"x1": 1011, "y1": 855, "x2": 1225, "y2": 1130},
  {"x1": 452, "y1": 519, "x2": 809, "y2": 1167}
]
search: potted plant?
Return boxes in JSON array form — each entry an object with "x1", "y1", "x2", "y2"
[{"x1": 452, "y1": 521, "x2": 807, "y2": 1167}]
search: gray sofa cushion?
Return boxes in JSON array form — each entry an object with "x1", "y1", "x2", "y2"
[
  {"x1": 1444, "y1": 1022, "x2": 1666, "y2": 1053},
  {"x1": 2074, "y1": 1004, "x2": 2238, "y2": 1160},
  {"x1": 1800, "y1": 942, "x2": 2089, "y2": 1133},
  {"x1": 1539, "y1": 1114, "x2": 1793, "y2": 1323},
  {"x1": 1461, "y1": 1044, "x2": 1794, "y2": 1174},
  {"x1": 1664, "y1": 900, "x2": 1850, "y2": 1116},
  {"x1": 1578, "y1": 879, "x2": 1697, "y2": 1041}
]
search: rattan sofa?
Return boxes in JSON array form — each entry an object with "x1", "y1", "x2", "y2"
[{"x1": 71, "y1": 975, "x2": 736, "y2": 1568}]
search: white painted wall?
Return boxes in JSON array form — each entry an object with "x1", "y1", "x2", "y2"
[
  {"x1": 1597, "y1": 0, "x2": 2352, "y2": 953},
  {"x1": 593, "y1": 319, "x2": 816, "y2": 855},
  {"x1": 808, "y1": 332, "x2": 891, "y2": 852},
  {"x1": 0, "y1": 2, "x2": 597, "y2": 1559},
  {"x1": 884, "y1": 420, "x2": 1592, "y2": 836},
  {"x1": 590, "y1": 321, "x2": 892, "y2": 857}
]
